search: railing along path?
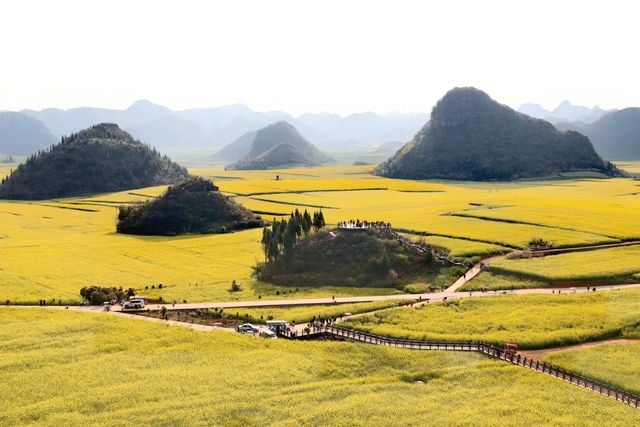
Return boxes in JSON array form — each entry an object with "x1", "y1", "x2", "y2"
[{"x1": 281, "y1": 325, "x2": 640, "y2": 409}]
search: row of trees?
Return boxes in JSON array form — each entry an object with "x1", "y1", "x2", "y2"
[{"x1": 261, "y1": 209, "x2": 325, "y2": 261}]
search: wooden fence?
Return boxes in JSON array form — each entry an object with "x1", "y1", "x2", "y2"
[{"x1": 282, "y1": 325, "x2": 640, "y2": 408}]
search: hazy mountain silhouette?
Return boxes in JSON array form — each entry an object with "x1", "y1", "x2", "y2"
[
  {"x1": 517, "y1": 101, "x2": 609, "y2": 123},
  {"x1": 377, "y1": 87, "x2": 620, "y2": 181},
  {"x1": 20, "y1": 101, "x2": 427, "y2": 153},
  {"x1": 557, "y1": 108, "x2": 640, "y2": 160},
  {"x1": 0, "y1": 112, "x2": 56, "y2": 155},
  {"x1": 212, "y1": 130, "x2": 258, "y2": 162},
  {"x1": 229, "y1": 121, "x2": 334, "y2": 170}
]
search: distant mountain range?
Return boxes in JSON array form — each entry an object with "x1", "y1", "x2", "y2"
[
  {"x1": 5, "y1": 98, "x2": 639, "y2": 163},
  {"x1": 13, "y1": 100, "x2": 428, "y2": 155},
  {"x1": 0, "y1": 112, "x2": 56, "y2": 156},
  {"x1": 517, "y1": 101, "x2": 610, "y2": 124},
  {"x1": 227, "y1": 121, "x2": 334, "y2": 170},
  {"x1": 556, "y1": 108, "x2": 640, "y2": 160},
  {"x1": 377, "y1": 87, "x2": 620, "y2": 181}
]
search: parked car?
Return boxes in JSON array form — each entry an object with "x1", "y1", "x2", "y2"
[
  {"x1": 259, "y1": 327, "x2": 277, "y2": 339},
  {"x1": 236, "y1": 323, "x2": 260, "y2": 334},
  {"x1": 266, "y1": 320, "x2": 289, "y2": 332},
  {"x1": 122, "y1": 299, "x2": 145, "y2": 309}
]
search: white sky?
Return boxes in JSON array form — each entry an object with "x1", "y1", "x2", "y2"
[{"x1": 0, "y1": 0, "x2": 638, "y2": 115}]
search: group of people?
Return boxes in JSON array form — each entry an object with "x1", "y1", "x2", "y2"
[{"x1": 337, "y1": 220, "x2": 392, "y2": 229}]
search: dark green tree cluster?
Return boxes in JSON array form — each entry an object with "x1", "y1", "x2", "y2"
[
  {"x1": 376, "y1": 87, "x2": 622, "y2": 181},
  {"x1": 80, "y1": 286, "x2": 128, "y2": 305},
  {"x1": 117, "y1": 177, "x2": 264, "y2": 235},
  {"x1": 0, "y1": 123, "x2": 189, "y2": 200},
  {"x1": 261, "y1": 209, "x2": 325, "y2": 261}
]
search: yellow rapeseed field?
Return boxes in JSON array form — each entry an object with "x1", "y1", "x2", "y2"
[
  {"x1": 0, "y1": 308, "x2": 637, "y2": 425},
  {"x1": 343, "y1": 288, "x2": 640, "y2": 349},
  {"x1": 489, "y1": 246, "x2": 640, "y2": 282},
  {"x1": 543, "y1": 342, "x2": 640, "y2": 394},
  {"x1": 2, "y1": 164, "x2": 640, "y2": 302}
]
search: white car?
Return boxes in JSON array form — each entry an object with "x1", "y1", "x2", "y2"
[
  {"x1": 236, "y1": 323, "x2": 260, "y2": 334},
  {"x1": 122, "y1": 299, "x2": 145, "y2": 309}
]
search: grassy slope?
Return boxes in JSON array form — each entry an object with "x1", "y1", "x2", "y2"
[
  {"x1": 0, "y1": 308, "x2": 637, "y2": 425},
  {"x1": 543, "y1": 343, "x2": 640, "y2": 395},
  {"x1": 343, "y1": 289, "x2": 640, "y2": 349}
]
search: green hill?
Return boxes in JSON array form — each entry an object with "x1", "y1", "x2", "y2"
[
  {"x1": 116, "y1": 177, "x2": 265, "y2": 235},
  {"x1": 0, "y1": 112, "x2": 55, "y2": 156},
  {"x1": 376, "y1": 88, "x2": 620, "y2": 181},
  {"x1": 257, "y1": 226, "x2": 438, "y2": 287},
  {"x1": 0, "y1": 123, "x2": 188, "y2": 200},
  {"x1": 229, "y1": 121, "x2": 334, "y2": 170}
]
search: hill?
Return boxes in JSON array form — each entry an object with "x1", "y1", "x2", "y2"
[
  {"x1": 376, "y1": 88, "x2": 620, "y2": 181},
  {"x1": 0, "y1": 123, "x2": 188, "y2": 200},
  {"x1": 211, "y1": 130, "x2": 257, "y2": 162},
  {"x1": 561, "y1": 108, "x2": 640, "y2": 160},
  {"x1": 228, "y1": 121, "x2": 334, "y2": 169},
  {"x1": 0, "y1": 112, "x2": 56, "y2": 155},
  {"x1": 257, "y1": 223, "x2": 439, "y2": 287},
  {"x1": 116, "y1": 177, "x2": 265, "y2": 235}
]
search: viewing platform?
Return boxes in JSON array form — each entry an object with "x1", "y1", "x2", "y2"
[{"x1": 337, "y1": 220, "x2": 391, "y2": 231}]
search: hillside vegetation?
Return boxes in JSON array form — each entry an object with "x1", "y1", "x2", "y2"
[
  {"x1": 376, "y1": 87, "x2": 620, "y2": 181},
  {"x1": 1, "y1": 309, "x2": 637, "y2": 425},
  {"x1": 117, "y1": 177, "x2": 264, "y2": 235},
  {"x1": 0, "y1": 123, "x2": 188, "y2": 200},
  {"x1": 257, "y1": 219, "x2": 439, "y2": 287},
  {"x1": 229, "y1": 121, "x2": 334, "y2": 170}
]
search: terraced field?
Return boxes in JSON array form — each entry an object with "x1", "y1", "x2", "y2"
[
  {"x1": 343, "y1": 288, "x2": 640, "y2": 349},
  {"x1": 1, "y1": 308, "x2": 637, "y2": 425},
  {"x1": 2, "y1": 164, "x2": 640, "y2": 303}
]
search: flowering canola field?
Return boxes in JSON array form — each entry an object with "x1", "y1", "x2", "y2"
[
  {"x1": 1, "y1": 165, "x2": 639, "y2": 303},
  {"x1": 0, "y1": 308, "x2": 637, "y2": 425}
]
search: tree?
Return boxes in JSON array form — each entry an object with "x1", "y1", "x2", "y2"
[
  {"x1": 302, "y1": 210, "x2": 312, "y2": 236},
  {"x1": 261, "y1": 228, "x2": 273, "y2": 261},
  {"x1": 79, "y1": 286, "x2": 125, "y2": 305},
  {"x1": 312, "y1": 209, "x2": 326, "y2": 232},
  {"x1": 230, "y1": 280, "x2": 242, "y2": 292}
]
